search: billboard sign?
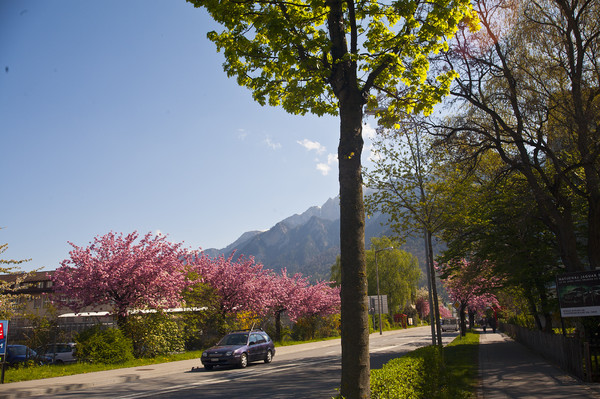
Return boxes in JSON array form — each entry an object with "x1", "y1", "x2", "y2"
[
  {"x1": 556, "y1": 271, "x2": 600, "y2": 317},
  {"x1": 368, "y1": 295, "x2": 388, "y2": 314},
  {"x1": 0, "y1": 320, "x2": 7, "y2": 363}
]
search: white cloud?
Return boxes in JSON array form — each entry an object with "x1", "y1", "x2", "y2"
[
  {"x1": 316, "y1": 163, "x2": 331, "y2": 175},
  {"x1": 316, "y1": 153, "x2": 338, "y2": 176},
  {"x1": 297, "y1": 138, "x2": 326, "y2": 154},
  {"x1": 363, "y1": 122, "x2": 376, "y2": 140},
  {"x1": 265, "y1": 136, "x2": 282, "y2": 150}
]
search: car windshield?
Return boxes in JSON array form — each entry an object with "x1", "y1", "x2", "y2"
[{"x1": 219, "y1": 334, "x2": 248, "y2": 346}]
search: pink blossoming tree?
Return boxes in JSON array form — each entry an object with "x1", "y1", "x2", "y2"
[
  {"x1": 268, "y1": 269, "x2": 340, "y2": 341},
  {"x1": 52, "y1": 231, "x2": 195, "y2": 327},
  {"x1": 192, "y1": 253, "x2": 273, "y2": 320},
  {"x1": 438, "y1": 258, "x2": 502, "y2": 336}
]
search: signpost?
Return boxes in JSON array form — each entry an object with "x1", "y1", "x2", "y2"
[
  {"x1": 556, "y1": 271, "x2": 600, "y2": 317},
  {"x1": 0, "y1": 320, "x2": 8, "y2": 384}
]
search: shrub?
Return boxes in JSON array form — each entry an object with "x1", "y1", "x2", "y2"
[
  {"x1": 125, "y1": 313, "x2": 185, "y2": 358},
  {"x1": 75, "y1": 326, "x2": 134, "y2": 364},
  {"x1": 371, "y1": 345, "x2": 443, "y2": 399},
  {"x1": 292, "y1": 314, "x2": 340, "y2": 341}
]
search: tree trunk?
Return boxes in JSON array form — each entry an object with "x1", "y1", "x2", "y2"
[
  {"x1": 427, "y1": 231, "x2": 443, "y2": 345},
  {"x1": 525, "y1": 285, "x2": 543, "y2": 331},
  {"x1": 459, "y1": 304, "x2": 467, "y2": 337},
  {"x1": 275, "y1": 310, "x2": 282, "y2": 342},
  {"x1": 588, "y1": 196, "x2": 600, "y2": 270},
  {"x1": 326, "y1": 1, "x2": 369, "y2": 397},
  {"x1": 424, "y1": 229, "x2": 436, "y2": 345},
  {"x1": 338, "y1": 99, "x2": 368, "y2": 398}
]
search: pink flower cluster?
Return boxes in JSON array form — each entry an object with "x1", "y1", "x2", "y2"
[
  {"x1": 191, "y1": 253, "x2": 340, "y2": 320},
  {"x1": 52, "y1": 232, "x2": 340, "y2": 321},
  {"x1": 53, "y1": 231, "x2": 195, "y2": 317},
  {"x1": 437, "y1": 258, "x2": 502, "y2": 315}
]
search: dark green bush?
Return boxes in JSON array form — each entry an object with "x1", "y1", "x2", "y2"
[
  {"x1": 371, "y1": 345, "x2": 443, "y2": 399},
  {"x1": 75, "y1": 326, "x2": 134, "y2": 364}
]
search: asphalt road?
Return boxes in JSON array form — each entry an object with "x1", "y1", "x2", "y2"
[{"x1": 49, "y1": 326, "x2": 458, "y2": 399}]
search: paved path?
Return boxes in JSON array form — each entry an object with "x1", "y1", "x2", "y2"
[{"x1": 478, "y1": 330, "x2": 600, "y2": 398}]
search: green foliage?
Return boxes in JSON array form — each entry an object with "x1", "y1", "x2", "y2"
[
  {"x1": 125, "y1": 312, "x2": 185, "y2": 358},
  {"x1": 367, "y1": 237, "x2": 421, "y2": 315},
  {"x1": 332, "y1": 237, "x2": 421, "y2": 317},
  {"x1": 371, "y1": 345, "x2": 443, "y2": 399},
  {"x1": 22, "y1": 312, "x2": 63, "y2": 351},
  {"x1": 292, "y1": 314, "x2": 340, "y2": 341},
  {"x1": 369, "y1": 313, "x2": 392, "y2": 333},
  {"x1": 371, "y1": 332, "x2": 479, "y2": 399},
  {"x1": 190, "y1": 0, "x2": 477, "y2": 120},
  {"x1": 75, "y1": 326, "x2": 134, "y2": 365}
]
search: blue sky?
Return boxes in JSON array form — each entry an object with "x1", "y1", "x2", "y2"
[{"x1": 1, "y1": 0, "x2": 377, "y2": 272}]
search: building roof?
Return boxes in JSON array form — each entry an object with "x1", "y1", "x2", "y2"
[{"x1": 0, "y1": 271, "x2": 54, "y2": 284}]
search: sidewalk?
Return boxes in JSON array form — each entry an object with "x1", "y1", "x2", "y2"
[{"x1": 478, "y1": 330, "x2": 600, "y2": 398}]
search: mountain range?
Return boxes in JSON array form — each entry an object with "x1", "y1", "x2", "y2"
[{"x1": 203, "y1": 196, "x2": 427, "y2": 282}]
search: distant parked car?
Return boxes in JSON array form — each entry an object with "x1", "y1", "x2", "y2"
[
  {"x1": 201, "y1": 329, "x2": 275, "y2": 370},
  {"x1": 441, "y1": 317, "x2": 459, "y2": 332},
  {"x1": 35, "y1": 343, "x2": 77, "y2": 364},
  {"x1": 6, "y1": 345, "x2": 51, "y2": 366}
]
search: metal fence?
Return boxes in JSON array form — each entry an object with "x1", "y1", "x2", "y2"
[{"x1": 500, "y1": 322, "x2": 600, "y2": 382}]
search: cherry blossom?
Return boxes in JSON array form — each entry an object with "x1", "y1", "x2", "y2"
[{"x1": 52, "y1": 231, "x2": 196, "y2": 324}]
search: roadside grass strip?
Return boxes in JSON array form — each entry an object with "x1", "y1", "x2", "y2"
[{"x1": 370, "y1": 332, "x2": 479, "y2": 399}]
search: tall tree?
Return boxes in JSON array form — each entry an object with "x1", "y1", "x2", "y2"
[
  {"x1": 52, "y1": 232, "x2": 194, "y2": 327},
  {"x1": 366, "y1": 237, "x2": 420, "y2": 320},
  {"x1": 365, "y1": 114, "x2": 453, "y2": 345},
  {"x1": 330, "y1": 237, "x2": 421, "y2": 322},
  {"x1": 439, "y1": 154, "x2": 560, "y2": 332},
  {"x1": 188, "y1": 2, "x2": 476, "y2": 396},
  {"x1": 440, "y1": 0, "x2": 600, "y2": 271}
]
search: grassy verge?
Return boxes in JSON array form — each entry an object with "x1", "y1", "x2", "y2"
[
  {"x1": 441, "y1": 332, "x2": 480, "y2": 398},
  {"x1": 3, "y1": 336, "x2": 340, "y2": 383},
  {"x1": 2, "y1": 350, "x2": 203, "y2": 383},
  {"x1": 370, "y1": 331, "x2": 480, "y2": 399}
]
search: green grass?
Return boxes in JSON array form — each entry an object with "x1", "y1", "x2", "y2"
[
  {"x1": 441, "y1": 332, "x2": 480, "y2": 398},
  {"x1": 3, "y1": 337, "x2": 340, "y2": 383},
  {"x1": 369, "y1": 331, "x2": 480, "y2": 399},
  {"x1": 2, "y1": 350, "x2": 203, "y2": 383}
]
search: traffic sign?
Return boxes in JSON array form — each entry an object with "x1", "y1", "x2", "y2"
[{"x1": 0, "y1": 320, "x2": 7, "y2": 364}]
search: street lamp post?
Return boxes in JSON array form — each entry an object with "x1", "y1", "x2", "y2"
[{"x1": 374, "y1": 246, "x2": 394, "y2": 335}]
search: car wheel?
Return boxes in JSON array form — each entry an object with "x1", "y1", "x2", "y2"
[
  {"x1": 239, "y1": 353, "x2": 248, "y2": 368},
  {"x1": 264, "y1": 350, "x2": 273, "y2": 364},
  {"x1": 55, "y1": 360, "x2": 64, "y2": 365},
  {"x1": 204, "y1": 364, "x2": 213, "y2": 371}
]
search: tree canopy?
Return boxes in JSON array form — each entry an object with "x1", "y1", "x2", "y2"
[
  {"x1": 189, "y1": 1, "x2": 477, "y2": 395},
  {"x1": 52, "y1": 231, "x2": 195, "y2": 325},
  {"x1": 440, "y1": 0, "x2": 600, "y2": 272}
]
